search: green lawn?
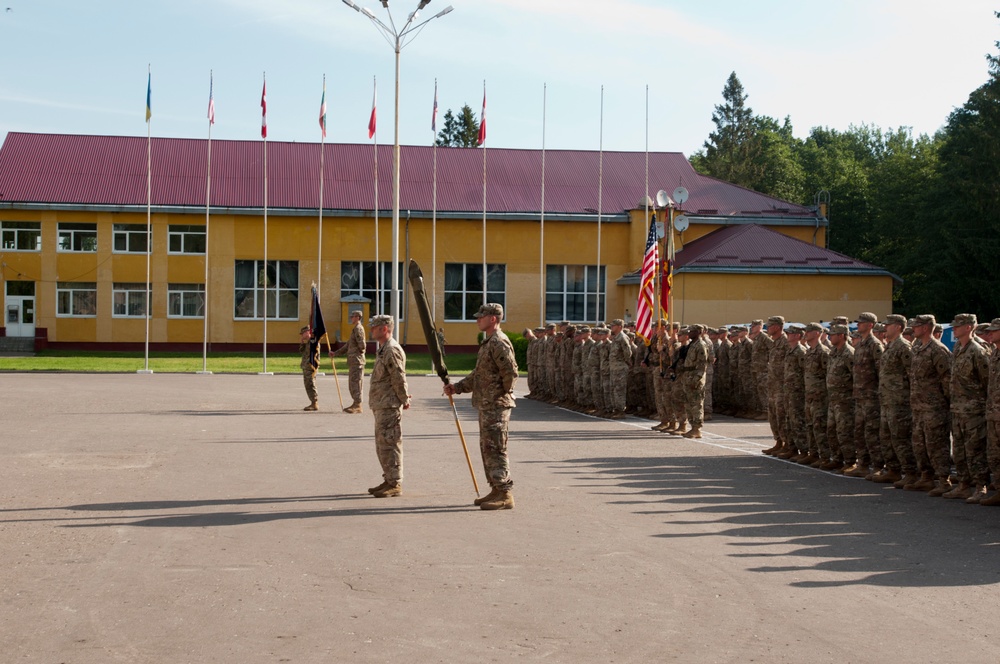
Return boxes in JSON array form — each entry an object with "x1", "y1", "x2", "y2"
[{"x1": 0, "y1": 350, "x2": 485, "y2": 375}]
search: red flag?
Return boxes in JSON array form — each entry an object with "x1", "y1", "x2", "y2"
[
  {"x1": 207, "y1": 72, "x2": 215, "y2": 125},
  {"x1": 635, "y1": 214, "x2": 658, "y2": 344},
  {"x1": 661, "y1": 219, "x2": 674, "y2": 316},
  {"x1": 477, "y1": 85, "x2": 486, "y2": 146},
  {"x1": 368, "y1": 78, "x2": 377, "y2": 140},
  {"x1": 260, "y1": 78, "x2": 267, "y2": 139},
  {"x1": 319, "y1": 75, "x2": 327, "y2": 139},
  {"x1": 431, "y1": 79, "x2": 438, "y2": 133}
]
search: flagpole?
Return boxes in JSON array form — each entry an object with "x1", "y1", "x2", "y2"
[
  {"x1": 539, "y1": 82, "x2": 546, "y2": 326},
  {"x1": 140, "y1": 64, "x2": 153, "y2": 375},
  {"x1": 431, "y1": 78, "x2": 438, "y2": 318},
  {"x1": 480, "y1": 80, "x2": 487, "y2": 309},
  {"x1": 596, "y1": 84, "x2": 603, "y2": 324},
  {"x1": 200, "y1": 70, "x2": 214, "y2": 375},
  {"x1": 372, "y1": 76, "x2": 380, "y2": 316},
  {"x1": 318, "y1": 74, "x2": 326, "y2": 300},
  {"x1": 260, "y1": 73, "x2": 271, "y2": 375}
]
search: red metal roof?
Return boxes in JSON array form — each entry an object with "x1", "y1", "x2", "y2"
[{"x1": 0, "y1": 132, "x2": 819, "y2": 218}]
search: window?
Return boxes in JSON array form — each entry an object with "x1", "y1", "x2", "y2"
[
  {"x1": 444, "y1": 263, "x2": 506, "y2": 321},
  {"x1": 168, "y1": 225, "x2": 206, "y2": 254},
  {"x1": 57, "y1": 223, "x2": 97, "y2": 252},
  {"x1": 234, "y1": 260, "x2": 298, "y2": 319},
  {"x1": 112, "y1": 283, "x2": 148, "y2": 318},
  {"x1": 168, "y1": 283, "x2": 205, "y2": 318},
  {"x1": 339, "y1": 261, "x2": 404, "y2": 318},
  {"x1": 545, "y1": 264, "x2": 605, "y2": 322},
  {"x1": 113, "y1": 224, "x2": 149, "y2": 253},
  {"x1": 1, "y1": 221, "x2": 41, "y2": 251},
  {"x1": 56, "y1": 282, "x2": 97, "y2": 317}
]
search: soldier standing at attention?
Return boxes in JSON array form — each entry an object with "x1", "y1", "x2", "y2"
[
  {"x1": 444, "y1": 303, "x2": 519, "y2": 511},
  {"x1": 676, "y1": 324, "x2": 710, "y2": 438},
  {"x1": 366, "y1": 315, "x2": 411, "y2": 498},
  {"x1": 908, "y1": 315, "x2": 953, "y2": 495},
  {"x1": 944, "y1": 314, "x2": 991, "y2": 502},
  {"x1": 779, "y1": 326, "x2": 808, "y2": 461},
  {"x1": 802, "y1": 323, "x2": 830, "y2": 467},
  {"x1": 762, "y1": 316, "x2": 789, "y2": 456},
  {"x1": 608, "y1": 319, "x2": 633, "y2": 419},
  {"x1": 825, "y1": 324, "x2": 856, "y2": 472},
  {"x1": 876, "y1": 314, "x2": 916, "y2": 487},
  {"x1": 751, "y1": 319, "x2": 773, "y2": 421},
  {"x1": 331, "y1": 310, "x2": 367, "y2": 414},
  {"x1": 982, "y1": 319, "x2": 1000, "y2": 506},
  {"x1": 847, "y1": 312, "x2": 884, "y2": 479},
  {"x1": 300, "y1": 325, "x2": 320, "y2": 411}
]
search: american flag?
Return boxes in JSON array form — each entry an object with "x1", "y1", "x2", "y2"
[{"x1": 635, "y1": 213, "x2": 658, "y2": 344}]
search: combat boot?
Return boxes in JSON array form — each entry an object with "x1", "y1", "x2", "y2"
[
  {"x1": 820, "y1": 459, "x2": 842, "y2": 471},
  {"x1": 473, "y1": 488, "x2": 500, "y2": 506},
  {"x1": 906, "y1": 472, "x2": 935, "y2": 492},
  {"x1": 368, "y1": 480, "x2": 391, "y2": 495},
  {"x1": 480, "y1": 490, "x2": 514, "y2": 510},
  {"x1": 980, "y1": 490, "x2": 1000, "y2": 506},
  {"x1": 965, "y1": 485, "x2": 988, "y2": 504},
  {"x1": 682, "y1": 426, "x2": 702, "y2": 439},
  {"x1": 942, "y1": 482, "x2": 973, "y2": 500},
  {"x1": 894, "y1": 473, "x2": 918, "y2": 489},
  {"x1": 843, "y1": 463, "x2": 870, "y2": 478},
  {"x1": 927, "y1": 478, "x2": 952, "y2": 497},
  {"x1": 776, "y1": 447, "x2": 798, "y2": 460},
  {"x1": 798, "y1": 453, "x2": 820, "y2": 466},
  {"x1": 762, "y1": 441, "x2": 782, "y2": 456},
  {"x1": 872, "y1": 469, "x2": 901, "y2": 484},
  {"x1": 671, "y1": 422, "x2": 688, "y2": 436},
  {"x1": 809, "y1": 457, "x2": 826, "y2": 469},
  {"x1": 303, "y1": 401, "x2": 318, "y2": 411},
  {"x1": 372, "y1": 482, "x2": 402, "y2": 498}
]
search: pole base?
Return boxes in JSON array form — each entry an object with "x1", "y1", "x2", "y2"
[
  {"x1": 136, "y1": 369, "x2": 154, "y2": 374},
  {"x1": 195, "y1": 371, "x2": 213, "y2": 375}
]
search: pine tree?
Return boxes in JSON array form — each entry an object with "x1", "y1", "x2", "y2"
[{"x1": 436, "y1": 104, "x2": 481, "y2": 147}]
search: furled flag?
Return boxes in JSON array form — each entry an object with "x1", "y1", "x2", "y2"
[
  {"x1": 635, "y1": 213, "x2": 658, "y2": 345},
  {"x1": 261, "y1": 78, "x2": 267, "y2": 139},
  {"x1": 661, "y1": 215, "x2": 675, "y2": 317},
  {"x1": 145, "y1": 70, "x2": 152, "y2": 123},
  {"x1": 207, "y1": 72, "x2": 215, "y2": 125},
  {"x1": 431, "y1": 79, "x2": 438, "y2": 133},
  {"x1": 319, "y1": 75, "x2": 327, "y2": 139},
  {"x1": 368, "y1": 78, "x2": 377, "y2": 140},
  {"x1": 477, "y1": 84, "x2": 487, "y2": 146},
  {"x1": 308, "y1": 285, "x2": 327, "y2": 369}
]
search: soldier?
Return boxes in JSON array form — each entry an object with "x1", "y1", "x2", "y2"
[
  {"x1": 944, "y1": 313, "x2": 991, "y2": 502},
  {"x1": 572, "y1": 326, "x2": 589, "y2": 409},
  {"x1": 299, "y1": 325, "x2": 320, "y2": 411},
  {"x1": 704, "y1": 327, "x2": 716, "y2": 420},
  {"x1": 763, "y1": 316, "x2": 789, "y2": 456},
  {"x1": 802, "y1": 322, "x2": 831, "y2": 467},
  {"x1": 908, "y1": 315, "x2": 953, "y2": 495},
  {"x1": 727, "y1": 327, "x2": 744, "y2": 417},
  {"x1": 561, "y1": 325, "x2": 577, "y2": 408},
  {"x1": 716, "y1": 326, "x2": 733, "y2": 416},
  {"x1": 607, "y1": 319, "x2": 633, "y2": 419},
  {"x1": 751, "y1": 319, "x2": 773, "y2": 421},
  {"x1": 743, "y1": 320, "x2": 764, "y2": 418},
  {"x1": 846, "y1": 312, "x2": 884, "y2": 479},
  {"x1": 876, "y1": 314, "x2": 916, "y2": 487},
  {"x1": 647, "y1": 323, "x2": 669, "y2": 430},
  {"x1": 444, "y1": 303, "x2": 519, "y2": 511},
  {"x1": 826, "y1": 324, "x2": 856, "y2": 471},
  {"x1": 543, "y1": 323, "x2": 558, "y2": 402},
  {"x1": 737, "y1": 326, "x2": 754, "y2": 418},
  {"x1": 587, "y1": 327, "x2": 607, "y2": 415},
  {"x1": 366, "y1": 315, "x2": 411, "y2": 498},
  {"x1": 331, "y1": 310, "x2": 367, "y2": 414},
  {"x1": 983, "y1": 319, "x2": 1000, "y2": 506},
  {"x1": 526, "y1": 326, "x2": 546, "y2": 399},
  {"x1": 666, "y1": 325, "x2": 688, "y2": 434},
  {"x1": 933, "y1": 324, "x2": 944, "y2": 341},
  {"x1": 779, "y1": 326, "x2": 808, "y2": 461},
  {"x1": 675, "y1": 324, "x2": 710, "y2": 438}
]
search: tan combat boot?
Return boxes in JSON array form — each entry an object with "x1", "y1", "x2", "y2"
[
  {"x1": 980, "y1": 490, "x2": 1000, "y2": 506},
  {"x1": 843, "y1": 463, "x2": 870, "y2": 478},
  {"x1": 303, "y1": 401, "x2": 318, "y2": 411},
  {"x1": 894, "y1": 473, "x2": 918, "y2": 489},
  {"x1": 671, "y1": 421, "x2": 688, "y2": 436},
  {"x1": 682, "y1": 426, "x2": 702, "y2": 439},
  {"x1": 372, "y1": 483, "x2": 402, "y2": 498},
  {"x1": 473, "y1": 488, "x2": 500, "y2": 506},
  {"x1": 479, "y1": 490, "x2": 514, "y2": 510},
  {"x1": 368, "y1": 480, "x2": 391, "y2": 495},
  {"x1": 872, "y1": 469, "x2": 901, "y2": 484},
  {"x1": 965, "y1": 485, "x2": 988, "y2": 504},
  {"x1": 941, "y1": 481, "x2": 972, "y2": 500},
  {"x1": 927, "y1": 478, "x2": 952, "y2": 497},
  {"x1": 906, "y1": 472, "x2": 935, "y2": 492}
]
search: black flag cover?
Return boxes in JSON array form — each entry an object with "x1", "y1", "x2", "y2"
[{"x1": 309, "y1": 285, "x2": 327, "y2": 369}]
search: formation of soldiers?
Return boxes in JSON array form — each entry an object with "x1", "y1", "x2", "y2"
[{"x1": 524, "y1": 311, "x2": 1000, "y2": 507}]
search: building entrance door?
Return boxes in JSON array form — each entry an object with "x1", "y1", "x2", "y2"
[{"x1": 5, "y1": 281, "x2": 36, "y2": 337}]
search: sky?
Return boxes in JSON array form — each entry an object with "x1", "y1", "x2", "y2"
[{"x1": 0, "y1": 0, "x2": 997, "y2": 158}]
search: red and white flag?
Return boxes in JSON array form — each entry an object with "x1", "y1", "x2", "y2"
[
  {"x1": 207, "y1": 71, "x2": 215, "y2": 125},
  {"x1": 368, "y1": 78, "x2": 377, "y2": 140},
  {"x1": 431, "y1": 79, "x2": 438, "y2": 133},
  {"x1": 477, "y1": 84, "x2": 486, "y2": 146},
  {"x1": 319, "y1": 75, "x2": 327, "y2": 139},
  {"x1": 260, "y1": 78, "x2": 267, "y2": 139}
]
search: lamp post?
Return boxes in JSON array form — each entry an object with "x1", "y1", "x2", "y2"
[{"x1": 342, "y1": 0, "x2": 454, "y2": 338}]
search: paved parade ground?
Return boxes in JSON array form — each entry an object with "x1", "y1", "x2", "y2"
[{"x1": 2, "y1": 372, "x2": 999, "y2": 663}]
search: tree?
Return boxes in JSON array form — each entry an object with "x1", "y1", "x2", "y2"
[
  {"x1": 692, "y1": 72, "x2": 765, "y2": 190},
  {"x1": 436, "y1": 105, "x2": 480, "y2": 147}
]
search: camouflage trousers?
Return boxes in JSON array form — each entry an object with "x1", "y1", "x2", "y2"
[
  {"x1": 682, "y1": 376, "x2": 706, "y2": 427},
  {"x1": 784, "y1": 394, "x2": 806, "y2": 453},
  {"x1": 704, "y1": 366, "x2": 714, "y2": 415},
  {"x1": 745, "y1": 375, "x2": 762, "y2": 416},
  {"x1": 853, "y1": 397, "x2": 881, "y2": 467},
  {"x1": 589, "y1": 372, "x2": 604, "y2": 411},
  {"x1": 302, "y1": 369, "x2": 318, "y2": 403},
  {"x1": 653, "y1": 373, "x2": 670, "y2": 422},
  {"x1": 879, "y1": 402, "x2": 915, "y2": 474},
  {"x1": 373, "y1": 407, "x2": 403, "y2": 483},
  {"x1": 912, "y1": 409, "x2": 952, "y2": 479},
  {"x1": 609, "y1": 364, "x2": 628, "y2": 412},
  {"x1": 478, "y1": 407, "x2": 513, "y2": 491},
  {"x1": 804, "y1": 395, "x2": 828, "y2": 456},
  {"x1": 827, "y1": 399, "x2": 855, "y2": 462},
  {"x1": 768, "y1": 391, "x2": 787, "y2": 444},
  {"x1": 987, "y1": 419, "x2": 1000, "y2": 487},
  {"x1": 670, "y1": 378, "x2": 686, "y2": 423},
  {"x1": 951, "y1": 411, "x2": 988, "y2": 485},
  {"x1": 348, "y1": 362, "x2": 364, "y2": 406}
]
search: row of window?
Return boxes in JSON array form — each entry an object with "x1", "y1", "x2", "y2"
[{"x1": 0, "y1": 221, "x2": 206, "y2": 254}]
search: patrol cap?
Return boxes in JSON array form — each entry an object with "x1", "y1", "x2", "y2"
[
  {"x1": 370, "y1": 314, "x2": 393, "y2": 327},
  {"x1": 534, "y1": 326, "x2": 546, "y2": 333},
  {"x1": 545, "y1": 323, "x2": 556, "y2": 330},
  {"x1": 728, "y1": 325, "x2": 744, "y2": 333},
  {"x1": 349, "y1": 310, "x2": 363, "y2": 319},
  {"x1": 475, "y1": 303, "x2": 504, "y2": 319},
  {"x1": 611, "y1": 318, "x2": 625, "y2": 327},
  {"x1": 688, "y1": 324, "x2": 704, "y2": 334},
  {"x1": 951, "y1": 313, "x2": 977, "y2": 327},
  {"x1": 804, "y1": 322, "x2": 824, "y2": 333},
  {"x1": 751, "y1": 319, "x2": 764, "y2": 326},
  {"x1": 985, "y1": 318, "x2": 1000, "y2": 332},
  {"x1": 831, "y1": 316, "x2": 850, "y2": 325},
  {"x1": 658, "y1": 318, "x2": 668, "y2": 327},
  {"x1": 828, "y1": 324, "x2": 849, "y2": 336},
  {"x1": 766, "y1": 315, "x2": 785, "y2": 326},
  {"x1": 300, "y1": 325, "x2": 311, "y2": 333},
  {"x1": 559, "y1": 320, "x2": 570, "y2": 327},
  {"x1": 975, "y1": 323, "x2": 990, "y2": 334},
  {"x1": 903, "y1": 327, "x2": 914, "y2": 336},
  {"x1": 678, "y1": 326, "x2": 690, "y2": 336},
  {"x1": 850, "y1": 330, "x2": 861, "y2": 338},
  {"x1": 933, "y1": 324, "x2": 943, "y2": 334},
  {"x1": 873, "y1": 323, "x2": 886, "y2": 333},
  {"x1": 786, "y1": 325, "x2": 804, "y2": 335},
  {"x1": 578, "y1": 325, "x2": 591, "y2": 333},
  {"x1": 912, "y1": 314, "x2": 935, "y2": 327},
  {"x1": 855, "y1": 312, "x2": 878, "y2": 324}
]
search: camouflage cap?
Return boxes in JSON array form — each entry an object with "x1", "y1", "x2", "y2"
[
  {"x1": 300, "y1": 325, "x2": 311, "y2": 333},
  {"x1": 912, "y1": 314, "x2": 936, "y2": 327},
  {"x1": 534, "y1": 326, "x2": 546, "y2": 332},
  {"x1": 658, "y1": 318, "x2": 668, "y2": 327},
  {"x1": 985, "y1": 318, "x2": 1000, "y2": 332},
  {"x1": 831, "y1": 316, "x2": 850, "y2": 325},
  {"x1": 882, "y1": 314, "x2": 906, "y2": 327},
  {"x1": 678, "y1": 326, "x2": 690, "y2": 336},
  {"x1": 688, "y1": 323, "x2": 704, "y2": 334},
  {"x1": 976, "y1": 323, "x2": 990, "y2": 334},
  {"x1": 804, "y1": 322, "x2": 825, "y2": 333},
  {"x1": 475, "y1": 303, "x2": 504, "y2": 319},
  {"x1": 850, "y1": 330, "x2": 862, "y2": 338},
  {"x1": 873, "y1": 323, "x2": 886, "y2": 333},
  {"x1": 578, "y1": 325, "x2": 591, "y2": 333},
  {"x1": 786, "y1": 325, "x2": 804, "y2": 335},
  {"x1": 951, "y1": 313, "x2": 977, "y2": 327},
  {"x1": 611, "y1": 318, "x2": 625, "y2": 327},
  {"x1": 933, "y1": 324, "x2": 944, "y2": 334},
  {"x1": 370, "y1": 314, "x2": 393, "y2": 327},
  {"x1": 559, "y1": 320, "x2": 570, "y2": 327},
  {"x1": 855, "y1": 312, "x2": 878, "y2": 324},
  {"x1": 766, "y1": 315, "x2": 785, "y2": 326},
  {"x1": 545, "y1": 323, "x2": 556, "y2": 330},
  {"x1": 349, "y1": 309, "x2": 363, "y2": 319},
  {"x1": 728, "y1": 325, "x2": 744, "y2": 333},
  {"x1": 751, "y1": 319, "x2": 764, "y2": 326},
  {"x1": 828, "y1": 324, "x2": 849, "y2": 336},
  {"x1": 903, "y1": 327, "x2": 913, "y2": 336}
]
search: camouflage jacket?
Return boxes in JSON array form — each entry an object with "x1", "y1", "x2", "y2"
[
  {"x1": 909, "y1": 338, "x2": 951, "y2": 413},
  {"x1": 585, "y1": 340, "x2": 601, "y2": 376},
  {"x1": 751, "y1": 332, "x2": 774, "y2": 378},
  {"x1": 717, "y1": 339, "x2": 732, "y2": 384},
  {"x1": 783, "y1": 342, "x2": 806, "y2": 397},
  {"x1": 300, "y1": 341, "x2": 319, "y2": 372},
  {"x1": 679, "y1": 336, "x2": 709, "y2": 380},
  {"x1": 453, "y1": 329, "x2": 518, "y2": 409},
  {"x1": 610, "y1": 331, "x2": 633, "y2": 367},
  {"x1": 767, "y1": 333, "x2": 789, "y2": 393},
  {"x1": 826, "y1": 343, "x2": 855, "y2": 403},
  {"x1": 803, "y1": 341, "x2": 830, "y2": 399},
  {"x1": 738, "y1": 338, "x2": 753, "y2": 379},
  {"x1": 950, "y1": 338, "x2": 989, "y2": 415},
  {"x1": 878, "y1": 337, "x2": 912, "y2": 407},
  {"x1": 572, "y1": 340, "x2": 585, "y2": 376},
  {"x1": 989, "y1": 350, "x2": 1000, "y2": 422},
  {"x1": 368, "y1": 337, "x2": 409, "y2": 410},
  {"x1": 852, "y1": 334, "x2": 883, "y2": 399},
  {"x1": 332, "y1": 322, "x2": 366, "y2": 368}
]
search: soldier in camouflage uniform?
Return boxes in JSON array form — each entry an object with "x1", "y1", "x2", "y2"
[
  {"x1": 982, "y1": 319, "x2": 1000, "y2": 506},
  {"x1": 331, "y1": 310, "x2": 367, "y2": 413},
  {"x1": 943, "y1": 313, "x2": 991, "y2": 502},
  {"x1": 779, "y1": 326, "x2": 808, "y2": 461},
  {"x1": 607, "y1": 319, "x2": 633, "y2": 418},
  {"x1": 572, "y1": 326, "x2": 588, "y2": 408},
  {"x1": 876, "y1": 314, "x2": 916, "y2": 486},
  {"x1": 715, "y1": 327, "x2": 733, "y2": 416},
  {"x1": 826, "y1": 324, "x2": 856, "y2": 471},
  {"x1": 445, "y1": 303, "x2": 519, "y2": 511},
  {"x1": 526, "y1": 326, "x2": 545, "y2": 399},
  {"x1": 751, "y1": 320, "x2": 773, "y2": 421},
  {"x1": 587, "y1": 327, "x2": 607, "y2": 415},
  {"x1": 366, "y1": 315, "x2": 411, "y2": 498},
  {"x1": 647, "y1": 323, "x2": 670, "y2": 430},
  {"x1": 727, "y1": 327, "x2": 744, "y2": 416},
  {"x1": 763, "y1": 316, "x2": 789, "y2": 455},
  {"x1": 741, "y1": 321, "x2": 762, "y2": 418},
  {"x1": 561, "y1": 325, "x2": 577, "y2": 407},
  {"x1": 908, "y1": 315, "x2": 953, "y2": 494},
  {"x1": 299, "y1": 325, "x2": 320, "y2": 411},
  {"x1": 675, "y1": 324, "x2": 710, "y2": 438},
  {"x1": 666, "y1": 326, "x2": 688, "y2": 434},
  {"x1": 802, "y1": 323, "x2": 830, "y2": 467},
  {"x1": 703, "y1": 327, "x2": 716, "y2": 419},
  {"x1": 846, "y1": 312, "x2": 884, "y2": 479}
]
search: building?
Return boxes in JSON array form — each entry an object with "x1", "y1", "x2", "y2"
[{"x1": 0, "y1": 132, "x2": 895, "y2": 350}]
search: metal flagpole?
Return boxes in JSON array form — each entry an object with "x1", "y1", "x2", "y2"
[
  {"x1": 260, "y1": 73, "x2": 271, "y2": 375},
  {"x1": 373, "y1": 76, "x2": 381, "y2": 315},
  {"x1": 140, "y1": 64, "x2": 153, "y2": 375},
  {"x1": 432, "y1": 78, "x2": 438, "y2": 317},
  {"x1": 199, "y1": 70, "x2": 214, "y2": 375},
  {"x1": 539, "y1": 82, "x2": 546, "y2": 326},
  {"x1": 318, "y1": 74, "x2": 326, "y2": 300},
  {"x1": 596, "y1": 84, "x2": 603, "y2": 324},
  {"x1": 480, "y1": 80, "x2": 487, "y2": 309}
]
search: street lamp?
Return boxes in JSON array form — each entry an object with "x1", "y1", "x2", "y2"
[{"x1": 342, "y1": 0, "x2": 454, "y2": 338}]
